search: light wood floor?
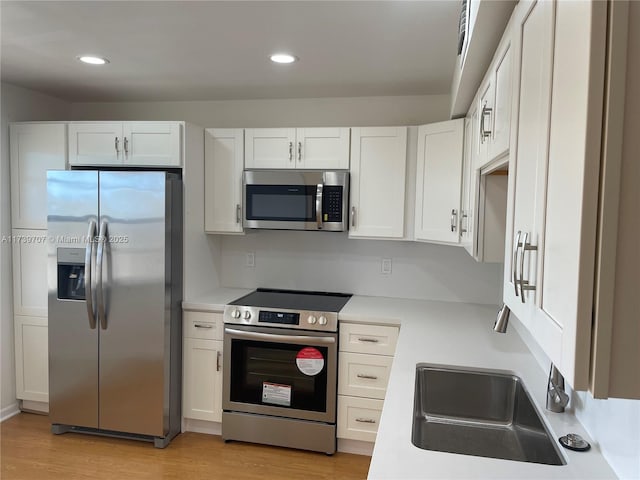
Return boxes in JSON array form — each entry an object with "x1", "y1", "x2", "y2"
[{"x1": 1, "y1": 413, "x2": 371, "y2": 480}]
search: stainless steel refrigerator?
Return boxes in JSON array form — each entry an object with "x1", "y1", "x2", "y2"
[{"x1": 47, "y1": 170, "x2": 182, "y2": 448}]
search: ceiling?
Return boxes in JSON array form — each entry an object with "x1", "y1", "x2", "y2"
[{"x1": 0, "y1": 1, "x2": 460, "y2": 102}]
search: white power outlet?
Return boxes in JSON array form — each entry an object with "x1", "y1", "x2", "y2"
[
  {"x1": 381, "y1": 258, "x2": 392, "y2": 275},
  {"x1": 246, "y1": 252, "x2": 255, "y2": 268}
]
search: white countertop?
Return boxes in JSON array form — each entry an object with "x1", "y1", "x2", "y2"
[{"x1": 183, "y1": 290, "x2": 616, "y2": 479}]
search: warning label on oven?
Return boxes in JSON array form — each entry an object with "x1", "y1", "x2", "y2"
[
  {"x1": 296, "y1": 347, "x2": 325, "y2": 376},
  {"x1": 262, "y1": 382, "x2": 292, "y2": 407}
]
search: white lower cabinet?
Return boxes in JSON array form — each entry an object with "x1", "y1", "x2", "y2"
[
  {"x1": 337, "y1": 322, "x2": 398, "y2": 444},
  {"x1": 15, "y1": 316, "x2": 49, "y2": 403},
  {"x1": 182, "y1": 311, "x2": 223, "y2": 422}
]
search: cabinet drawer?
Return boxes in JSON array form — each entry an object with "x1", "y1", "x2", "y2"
[
  {"x1": 339, "y1": 323, "x2": 398, "y2": 356},
  {"x1": 337, "y1": 395, "x2": 383, "y2": 442},
  {"x1": 184, "y1": 311, "x2": 223, "y2": 340},
  {"x1": 338, "y1": 352, "x2": 393, "y2": 399}
]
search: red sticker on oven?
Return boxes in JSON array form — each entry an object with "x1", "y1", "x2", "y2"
[{"x1": 296, "y1": 347, "x2": 325, "y2": 376}]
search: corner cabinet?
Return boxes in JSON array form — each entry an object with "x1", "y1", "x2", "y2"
[
  {"x1": 68, "y1": 121, "x2": 182, "y2": 167},
  {"x1": 244, "y1": 127, "x2": 350, "y2": 170},
  {"x1": 204, "y1": 129, "x2": 244, "y2": 234},
  {"x1": 414, "y1": 119, "x2": 464, "y2": 244},
  {"x1": 503, "y1": 0, "x2": 607, "y2": 390},
  {"x1": 182, "y1": 311, "x2": 224, "y2": 422},
  {"x1": 349, "y1": 127, "x2": 407, "y2": 239}
]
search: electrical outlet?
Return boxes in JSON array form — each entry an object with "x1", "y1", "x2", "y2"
[
  {"x1": 246, "y1": 252, "x2": 255, "y2": 268},
  {"x1": 381, "y1": 258, "x2": 392, "y2": 275}
]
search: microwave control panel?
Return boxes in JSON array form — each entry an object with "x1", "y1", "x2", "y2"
[{"x1": 322, "y1": 186, "x2": 343, "y2": 223}]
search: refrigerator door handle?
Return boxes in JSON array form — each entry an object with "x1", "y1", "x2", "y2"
[
  {"x1": 96, "y1": 220, "x2": 109, "y2": 330},
  {"x1": 85, "y1": 220, "x2": 97, "y2": 329}
]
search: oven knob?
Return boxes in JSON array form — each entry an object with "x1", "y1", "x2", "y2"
[
  {"x1": 318, "y1": 316, "x2": 328, "y2": 326},
  {"x1": 231, "y1": 309, "x2": 241, "y2": 319},
  {"x1": 243, "y1": 310, "x2": 252, "y2": 320},
  {"x1": 308, "y1": 315, "x2": 317, "y2": 325}
]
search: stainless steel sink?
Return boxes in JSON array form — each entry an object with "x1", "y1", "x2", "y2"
[{"x1": 412, "y1": 365, "x2": 565, "y2": 465}]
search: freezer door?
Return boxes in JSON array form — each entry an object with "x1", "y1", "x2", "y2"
[
  {"x1": 48, "y1": 170, "x2": 99, "y2": 428},
  {"x1": 97, "y1": 171, "x2": 169, "y2": 437}
]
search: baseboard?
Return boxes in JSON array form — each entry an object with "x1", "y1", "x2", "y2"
[
  {"x1": 337, "y1": 438, "x2": 374, "y2": 456},
  {"x1": 182, "y1": 418, "x2": 222, "y2": 435},
  {"x1": 20, "y1": 400, "x2": 49, "y2": 414},
  {"x1": 0, "y1": 403, "x2": 21, "y2": 422}
]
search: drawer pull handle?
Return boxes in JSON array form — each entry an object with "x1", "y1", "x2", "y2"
[
  {"x1": 356, "y1": 374, "x2": 378, "y2": 380},
  {"x1": 357, "y1": 337, "x2": 379, "y2": 343},
  {"x1": 194, "y1": 324, "x2": 213, "y2": 329},
  {"x1": 355, "y1": 418, "x2": 376, "y2": 424},
  {"x1": 216, "y1": 351, "x2": 221, "y2": 372}
]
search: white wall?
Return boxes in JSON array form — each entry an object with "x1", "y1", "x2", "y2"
[{"x1": 0, "y1": 82, "x2": 71, "y2": 418}]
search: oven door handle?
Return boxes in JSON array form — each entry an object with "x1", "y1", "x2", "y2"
[{"x1": 224, "y1": 327, "x2": 336, "y2": 345}]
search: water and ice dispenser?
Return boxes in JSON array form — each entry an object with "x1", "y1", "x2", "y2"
[{"x1": 57, "y1": 248, "x2": 86, "y2": 301}]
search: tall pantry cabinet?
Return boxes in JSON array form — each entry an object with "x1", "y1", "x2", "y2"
[{"x1": 9, "y1": 123, "x2": 67, "y2": 407}]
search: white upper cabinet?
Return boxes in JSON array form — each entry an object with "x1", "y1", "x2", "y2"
[
  {"x1": 414, "y1": 119, "x2": 464, "y2": 244},
  {"x1": 349, "y1": 127, "x2": 407, "y2": 239},
  {"x1": 474, "y1": 17, "x2": 514, "y2": 169},
  {"x1": 204, "y1": 128, "x2": 244, "y2": 234},
  {"x1": 503, "y1": 0, "x2": 607, "y2": 390},
  {"x1": 69, "y1": 122, "x2": 182, "y2": 167},
  {"x1": 10, "y1": 123, "x2": 67, "y2": 229},
  {"x1": 244, "y1": 128, "x2": 350, "y2": 170}
]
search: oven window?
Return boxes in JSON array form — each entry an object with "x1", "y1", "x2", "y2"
[
  {"x1": 245, "y1": 185, "x2": 316, "y2": 222},
  {"x1": 229, "y1": 339, "x2": 328, "y2": 412}
]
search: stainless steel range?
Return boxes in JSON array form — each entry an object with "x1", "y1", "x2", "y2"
[{"x1": 222, "y1": 289, "x2": 352, "y2": 454}]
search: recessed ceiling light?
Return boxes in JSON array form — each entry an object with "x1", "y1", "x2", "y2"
[
  {"x1": 77, "y1": 55, "x2": 109, "y2": 65},
  {"x1": 270, "y1": 53, "x2": 298, "y2": 64}
]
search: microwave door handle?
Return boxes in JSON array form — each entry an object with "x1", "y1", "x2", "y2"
[
  {"x1": 225, "y1": 327, "x2": 335, "y2": 345},
  {"x1": 316, "y1": 183, "x2": 323, "y2": 230}
]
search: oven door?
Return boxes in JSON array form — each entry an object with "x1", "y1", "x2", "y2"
[{"x1": 223, "y1": 325, "x2": 337, "y2": 423}]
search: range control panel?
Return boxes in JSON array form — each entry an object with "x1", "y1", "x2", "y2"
[{"x1": 223, "y1": 306, "x2": 338, "y2": 333}]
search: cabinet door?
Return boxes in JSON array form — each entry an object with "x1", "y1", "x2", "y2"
[
  {"x1": 503, "y1": 0, "x2": 555, "y2": 328},
  {"x1": 123, "y1": 122, "x2": 182, "y2": 166},
  {"x1": 414, "y1": 119, "x2": 464, "y2": 244},
  {"x1": 10, "y1": 123, "x2": 67, "y2": 229},
  {"x1": 68, "y1": 123, "x2": 123, "y2": 166},
  {"x1": 204, "y1": 129, "x2": 244, "y2": 234},
  {"x1": 349, "y1": 127, "x2": 407, "y2": 239},
  {"x1": 531, "y1": 0, "x2": 606, "y2": 390},
  {"x1": 244, "y1": 128, "x2": 296, "y2": 169},
  {"x1": 337, "y1": 395, "x2": 383, "y2": 442},
  {"x1": 15, "y1": 315, "x2": 49, "y2": 402},
  {"x1": 296, "y1": 128, "x2": 350, "y2": 169},
  {"x1": 183, "y1": 338, "x2": 222, "y2": 422},
  {"x1": 12, "y1": 229, "x2": 48, "y2": 317},
  {"x1": 460, "y1": 117, "x2": 476, "y2": 255},
  {"x1": 490, "y1": 38, "x2": 513, "y2": 160}
]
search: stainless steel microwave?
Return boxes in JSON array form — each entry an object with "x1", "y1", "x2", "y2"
[{"x1": 243, "y1": 170, "x2": 349, "y2": 231}]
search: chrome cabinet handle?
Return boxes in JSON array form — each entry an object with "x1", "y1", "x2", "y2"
[
  {"x1": 194, "y1": 324, "x2": 213, "y2": 329},
  {"x1": 124, "y1": 137, "x2": 129, "y2": 156},
  {"x1": 216, "y1": 351, "x2": 221, "y2": 372},
  {"x1": 351, "y1": 206, "x2": 356, "y2": 228},
  {"x1": 85, "y1": 220, "x2": 97, "y2": 330},
  {"x1": 355, "y1": 418, "x2": 376, "y2": 424},
  {"x1": 451, "y1": 209, "x2": 458, "y2": 232},
  {"x1": 114, "y1": 137, "x2": 119, "y2": 155},
  {"x1": 236, "y1": 204, "x2": 241, "y2": 224},
  {"x1": 356, "y1": 374, "x2": 378, "y2": 380},
  {"x1": 288, "y1": 142, "x2": 293, "y2": 162},
  {"x1": 298, "y1": 141, "x2": 302, "y2": 162},
  {"x1": 513, "y1": 231, "x2": 522, "y2": 297},
  {"x1": 315, "y1": 183, "x2": 323, "y2": 230},
  {"x1": 96, "y1": 220, "x2": 108, "y2": 330},
  {"x1": 480, "y1": 103, "x2": 493, "y2": 143},
  {"x1": 519, "y1": 232, "x2": 538, "y2": 302},
  {"x1": 357, "y1": 337, "x2": 379, "y2": 343}
]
